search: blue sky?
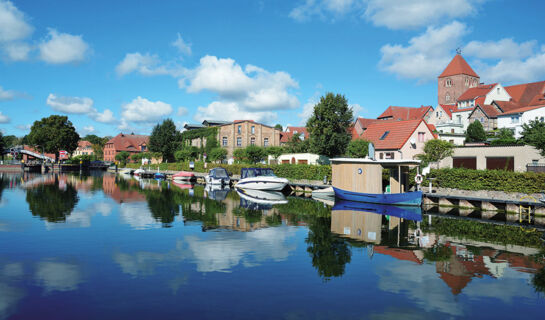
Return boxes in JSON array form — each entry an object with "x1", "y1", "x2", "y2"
[{"x1": 1, "y1": 0, "x2": 545, "y2": 137}]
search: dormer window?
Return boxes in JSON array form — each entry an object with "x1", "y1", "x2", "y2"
[{"x1": 380, "y1": 131, "x2": 390, "y2": 140}]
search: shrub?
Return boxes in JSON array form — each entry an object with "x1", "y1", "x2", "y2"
[{"x1": 346, "y1": 139, "x2": 369, "y2": 158}]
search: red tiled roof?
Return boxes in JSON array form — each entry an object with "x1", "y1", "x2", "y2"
[
  {"x1": 361, "y1": 119, "x2": 429, "y2": 150},
  {"x1": 377, "y1": 106, "x2": 432, "y2": 121},
  {"x1": 350, "y1": 126, "x2": 359, "y2": 140},
  {"x1": 106, "y1": 133, "x2": 149, "y2": 152},
  {"x1": 427, "y1": 123, "x2": 439, "y2": 138},
  {"x1": 440, "y1": 104, "x2": 459, "y2": 118},
  {"x1": 438, "y1": 272, "x2": 472, "y2": 295},
  {"x1": 474, "y1": 104, "x2": 501, "y2": 118},
  {"x1": 504, "y1": 81, "x2": 545, "y2": 107},
  {"x1": 493, "y1": 100, "x2": 521, "y2": 112},
  {"x1": 499, "y1": 104, "x2": 545, "y2": 116},
  {"x1": 457, "y1": 84, "x2": 497, "y2": 102},
  {"x1": 439, "y1": 54, "x2": 479, "y2": 78},
  {"x1": 280, "y1": 126, "x2": 309, "y2": 143},
  {"x1": 356, "y1": 117, "x2": 376, "y2": 129},
  {"x1": 233, "y1": 120, "x2": 255, "y2": 123},
  {"x1": 452, "y1": 107, "x2": 475, "y2": 113},
  {"x1": 78, "y1": 140, "x2": 92, "y2": 148}
]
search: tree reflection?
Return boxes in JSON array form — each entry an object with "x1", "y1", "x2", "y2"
[
  {"x1": 145, "y1": 187, "x2": 180, "y2": 227},
  {"x1": 26, "y1": 176, "x2": 78, "y2": 222},
  {"x1": 306, "y1": 217, "x2": 351, "y2": 281}
]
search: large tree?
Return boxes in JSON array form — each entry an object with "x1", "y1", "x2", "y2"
[
  {"x1": 346, "y1": 139, "x2": 370, "y2": 158},
  {"x1": 27, "y1": 115, "x2": 79, "y2": 162},
  {"x1": 465, "y1": 120, "x2": 487, "y2": 143},
  {"x1": 149, "y1": 119, "x2": 181, "y2": 162},
  {"x1": 306, "y1": 93, "x2": 353, "y2": 157},
  {"x1": 520, "y1": 119, "x2": 545, "y2": 156}
]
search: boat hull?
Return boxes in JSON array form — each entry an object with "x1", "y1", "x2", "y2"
[
  {"x1": 333, "y1": 187, "x2": 422, "y2": 206},
  {"x1": 205, "y1": 176, "x2": 230, "y2": 185},
  {"x1": 332, "y1": 200, "x2": 422, "y2": 221},
  {"x1": 235, "y1": 177, "x2": 288, "y2": 191}
]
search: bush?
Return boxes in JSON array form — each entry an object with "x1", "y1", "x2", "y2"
[
  {"x1": 175, "y1": 147, "x2": 199, "y2": 162},
  {"x1": 208, "y1": 147, "x2": 227, "y2": 162},
  {"x1": 465, "y1": 121, "x2": 486, "y2": 142},
  {"x1": 245, "y1": 145, "x2": 267, "y2": 163},
  {"x1": 424, "y1": 167, "x2": 545, "y2": 194},
  {"x1": 346, "y1": 139, "x2": 369, "y2": 158}
]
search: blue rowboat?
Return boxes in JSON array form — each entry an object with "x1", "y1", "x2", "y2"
[
  {"x1": 333, "y1": 187, "x2": 422, "y2": 206},
  {"x1": 332, "y1": 199, "x2": 422, "y2": 221},
  {"x1": 154, "y1": 172, "x2": 166, "y2": 180}
]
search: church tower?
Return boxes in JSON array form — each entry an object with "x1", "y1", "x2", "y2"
[{"x1": 438, "y1": 53, "x2": 480, "y2": 105}]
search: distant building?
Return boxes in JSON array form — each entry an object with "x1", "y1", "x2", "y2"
[
  {"x1": 217, "y1": 120, "x2": 281, "y2": 159},
  {"x1": 360, "y1": 119, "x2": 436, "y2": 160},
  {"x1": 280, "y1": 126, "x2": 309, "y2": 145},
  {"x1": 270, "y1": 153, "x2": 320, "y2": 165},
  {"x1": 377, "y1": 105, "x2": 433, "y2": 122},
  {"x1": 73, "y1": 140, "x2": 94, "y2": 157},
  {"x1": 351, "y1": 117, "x2": 376, "y2": 139},
  {"x1": 438, "y1": 54, "x2": 480, "y2": 105},
  {"x1": 103, "y1": 133, "x2": 149, "y2": 162},
  {"x1": 497, "y1": 105, "x2": 545, "y2": 138}
]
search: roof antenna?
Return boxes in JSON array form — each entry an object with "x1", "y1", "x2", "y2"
[{"x1": 456, "y1": 47, "x2": 462, "y2": 55}]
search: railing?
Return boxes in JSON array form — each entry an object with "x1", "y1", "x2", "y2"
[{"x1": 527, "y1": 163, "x2": 545, "y2": 173}]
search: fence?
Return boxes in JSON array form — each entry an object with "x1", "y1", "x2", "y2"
[{"x1": 527, "y1": 163, "x2": 545, "y2": 173}]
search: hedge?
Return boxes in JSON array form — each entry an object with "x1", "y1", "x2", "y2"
[
  {"x1": 125, "y1": 161, "x2": 332, "y2": 181},
  {"x1": 424, "y1": 168, "x2": 545, "y2": 194}
]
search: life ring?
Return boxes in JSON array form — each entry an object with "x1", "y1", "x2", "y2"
[{"x1": 414, "y1": 174, "x2": 423, "y2": 184}]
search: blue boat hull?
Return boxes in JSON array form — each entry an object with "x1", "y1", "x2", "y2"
[
  {"x1": 333, "y1": 187, "x2": 422, "y2": 206},
  {"x1": 332, "y1": 200, "x2": 422, "y2": 221}
]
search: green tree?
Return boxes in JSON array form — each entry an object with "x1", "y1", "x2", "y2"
[
  {"x1": 26, "y1": 115, "x2": 80, "y2": 162},
  {"x1": 149, "y1": 118, "x2": 181, "y2": 162},
  {"x1": 266, "y1": 146, "x2": 284, "y2": 162},
  {"x1": 2, "y1": 134, "x2": 19, "y2": 148},
  {"x1": 233, "y1": 148, "x2": 247, "y2": 163},
  {"x1": 416, "y1": 139, "x2": 454, "y2": 167},
  {"x1": 285, "y1": 132, "x2": 310, "y2": 153},
  {"x1": 174, "y1": 146, "x2": 199, "y2": 162},
  {"x1": 274, "y1": 124, "x2": 283, "y2": 131},
  {"x1": 490, "y1": 128, "x2": 518, "y2": 146},
  {"x1": 465, "y1": 120, "x2": 487, "y2": 143},
  {"x1": 115, "y1": 151, "x2": 130, "y2": 166},
  {"x1": 520, "y1": 119, "x2": 545, "y2": 156},
  {"x1": 307, "y1": 93, "x2": 353, "y2": 157},
  {"x1": 346, "y1": 139, "x2": 370, "y2": 158},
  {"x1": 245, "y1": 145, "x2": 267, "y2": 164},
  {"x1": 208, "y1": 147, "x2": 227, "y2": 162}
]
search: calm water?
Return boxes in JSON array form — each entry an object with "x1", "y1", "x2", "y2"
[{"x1": 0, "y1": 172, "x2": 544, "y2": 319}]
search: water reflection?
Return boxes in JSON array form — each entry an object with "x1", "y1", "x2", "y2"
[{"x1": 25, "y1": 175, "x2": 78, "y2": 222}]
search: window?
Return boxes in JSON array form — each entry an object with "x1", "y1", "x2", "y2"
[
  {"x1": 379, "y1": 153, "x2": 384, "y2": 159},
  {"x1": 465, "y1": 78, "x2": 469, "y2": 87},
  {"x1": 436, "y1": 111, "x2": 439, "y2": 117},
  {"x1": 250, "y1": 137, "x2": 256, "y2": 145},
  {"x1": 380, "y1": 131, "x2": 390, "y2": 140},
  {"x1": 445, "y1": 79, "x2": 452, "y2": 87},
  {"x1": 418, "y1": 132, "x2": 425, "y2": 142},
  {"x1": 473, "y1": 80, "x2": 477, "y2": 87},
  {"x1": 446, "y1": 93, "x2": 450, "y2": 102},
  {"x1": 497, "y1": 88, "x2": 500, "y2": 94},
  {"x1": 385, "y1": 152, "x2": 394, "y2": 159},
  {"x1": 237, "y1": 125, "x2": 241, "y2": 134},
  {"x1": 236, "y1": 137, "x2": 242, "y2": 147},
  {"x1": 449, "y1": 140, "x2": 454, "y2": 144},
  {"x1": 440, "y1": 111, "x2": 443, "y2": 117},
  {"x1": 457, "y1": 115, "x2": 462, "y2": 124},
  {"x1": 264, "y1": 138, "x2": 269, "y2": 147},
  {"x1": 251, "y1": 126, "x2": 255, "y2": 134},
  {"x1": 451, "y1": 129, "x2": 455, "y2": 133},
  {"x1": 511, "y1": 116, "x2": 520, "y2": 123},
  {"x1": 540, "y1": 117, "x2": 544, "y2": 122},
  {"x1": 222, "y1": 137, "x2": 228, "y2": 146}
]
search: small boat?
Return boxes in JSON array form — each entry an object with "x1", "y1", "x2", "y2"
[
  {"x1": 331, "y1": 154, "x2": 422, "y2": 206},
  {"x1": 133, "y1": 168, "x2": 145, "y2": 176},
  {"x1": 205, "y1": 167, "x2": 230, "y2": 186},
  {"x1": 234, "y1": 168, "x2": 288, "y2": 191},
  {"x1": 154, "y1": 167, "x2": 166, "y2": 180},
  {"x1": 332, "y1": 200, "x2": 422, "y2": 221},
  {"x1": 119, "y1": 168, "x2": 133, "y2": 175},
  {"x1": 172, "y1": 171, "x2": 196, "y2": 182}
]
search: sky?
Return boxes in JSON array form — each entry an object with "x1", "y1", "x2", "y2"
[{"x1": 1, "y1": 0, "x2": 545, "y2": 137}]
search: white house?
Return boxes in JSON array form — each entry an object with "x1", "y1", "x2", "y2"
[
  {"x1": 457, "y1": 83, "x2": 510, "y2": 109},
  {"x1": 269, "y1": 153, "x2": 321, "y2": 165},
  {"x1": 497, "y1": 105, "x2": 545, "y2": 138}
]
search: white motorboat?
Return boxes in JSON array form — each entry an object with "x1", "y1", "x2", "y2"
[
  {"x1": 236, "y1": 188, "x2": 288, "y2": 205},
  {"x1": 205, "y1": 167, "x2": 230, "y2": 185},
  {"x1": 234, "y1": 168, "x2": 288, "y2": 191},
  {"x1": 119, "y1": 168, "x2": 133, "y2": 175},
  {"x1": 133, "y1": 168, "x2": 145, "y2": 176},
  {"x1": 311, "y1": 186, "x2": 335, "y2": 200}
]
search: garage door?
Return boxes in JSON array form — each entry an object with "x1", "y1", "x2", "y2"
[
  {"x1": 486, "y1": 157, "x2": 514, "y2": 171},
  {"x1": 453, "y1": 157, "x2": 477, "y2": 169}
]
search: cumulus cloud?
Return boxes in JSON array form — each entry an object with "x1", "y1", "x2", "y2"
[
  {"x1": 464, "y1": 38, "x2": 536, "y2": 61},
  {"x1": 121, "y1": 96, "x2": 173, "y2": 124},
  {"x1": 194, "y1": 101, "x2": 277, "y2": 124},
  {"x1": 379, "y1": 21, "x2": 467, "y2": 82},
  {"x1": 90, "y1": 108, "x2": 117, "y2": 124},
  {"x1": 3, "y1": 41, "x2": 31, "y2": 61},
  {"x1": 34, "y1": 261, "x2": 82, "y2": 292},
  {"x1": 0, "y1": 0, "x2": 33, "y2": 61},
  {"x1": 364, "y1": 0, "x2": 481, "y2": 30},
  {"x1": 350, "y1": 103, "x2": 365, "y2": 118},
  {"x1": 38, "y1": 28, "x2": 90, "y2": 64},
  {"x1": 0, "y1": 111, "x2": 10, "y2": 123},
  {"x1": 81, "y1": 125, "x2": 95, "y2": 135},
  {"x1": 119, "y1": 202, "x2": 161, "y2": 230},
  {"x1": 46, "y1": 93, "x2": 95, "y2": 114},
  {"x1": 115, "y1": 52, "x2": 184, "y2": 77},
  {"x1": 0, "y1": 85, "x2": 16, "y2": 101},
  {"x1": 171, "y1": 33, "x2": 191, "y2": 55},
  {"x1": 0, "y1": 283, "x2": 24, "y2": 320}
]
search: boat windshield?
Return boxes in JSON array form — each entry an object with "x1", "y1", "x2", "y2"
[
  {"x1": 212, "y1": 168, "x2": 229, "y2": 178},
  {"x1": 241, "y1": 168, "x2": 276, "y2": 179}
]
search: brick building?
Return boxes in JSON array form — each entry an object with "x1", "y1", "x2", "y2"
[
  {"x1": 103, "y1": 133, "x2": 149, "y2": 162},
  {"x1": 217, "y1": 120, "x2": 281, "y2": 159},
  {"x1": 73, "y1": 140, "x2": 94, "y2": 157},
  {"x1": 438, "y1": 54, "x2": 480, "y2": 105}
]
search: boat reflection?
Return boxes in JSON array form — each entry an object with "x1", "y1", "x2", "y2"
[
  {"x1": 204, "y1": 184, "x2": 230, "y2": 201},
  {"x1": 237, "y1": 188, "x2": 288, "y2": 210}
]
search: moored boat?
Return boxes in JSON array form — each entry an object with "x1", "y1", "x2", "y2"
[
  {"x1": 133, "y1": 168, "x2": 145, "y2": 176},
  {"x1": 234, "y1": 168, "x2": 288, "y2": 191},
  {"x1": 172, "y1": 171, "x2": 196, "y2": 182},
  {"x1": 205, "y1": 167, "x2": 230, "y2": 185}
]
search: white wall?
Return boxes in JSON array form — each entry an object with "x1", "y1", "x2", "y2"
[
  {"x1": 497, "y1": 106, "x2": 545, "y2": 138},
  {"x1": 271, "y1": 153, "x2": 320, "y2": 165},
  {"x1": 484, "y1": 84, "x2": 510, "y2": 104},
  {"x1": 427, "y1": 105, "x2": 449, "y2": 125},
  {"x1": 438, "y1": 134, "x2": 465, "y2": 145}
]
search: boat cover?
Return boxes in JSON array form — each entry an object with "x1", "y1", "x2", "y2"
[{"x1": 241, "y1": 168, "x2": 275, "y2": 179}]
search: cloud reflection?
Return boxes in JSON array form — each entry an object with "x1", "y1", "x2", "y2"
[
  {"x1": 34, "y1": 261, "x2": 83, "y2": 292},
  {"x1": 119, "y1": 202, "x2": 161, "y2": 230}
]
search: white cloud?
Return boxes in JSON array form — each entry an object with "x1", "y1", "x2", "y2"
[
  {"x1": 0, "y1": 85, "x2": 15, "y2": 101},
  {"x1": 121, "y1": 96, "x2": 173, "y2": 123},
  {"x1": 177, "y1": 107, "x2": 188, "y2": 116},
  {"x1": 115, "y1": 52, "x2": 184, "y2": 77},
  {"x1": 289, "y1": 0, "x2": 363, "y2": 22},
  {"x1": 379, "y1": 21, "x2": 467, "y2": 82},
  {"x1": 81, "y1": 125, "x2": 95, "y2": 135},
  {"x1": 0, "y1": 0, "x2": 32, "y2": 42},
  {"x1": 46, "y1": 93, "x2": 94, "y2": 114},
  {"x1": 194, "y1": 101, "x2": 277, "y2": 124},
  {"x1": 38, "y1": 28, "x2": 90, "y2": 64},
  {"x1": 119, "y1": 202, "x2": 161, "y2": 230},
  {"x1": 464, "y1": 38, "x2": 536, "y2": 61},
  {"x1": 181, "y1": 55, "x2": 299, "y2": 115},
  {"x1": 90, "y1": 108, "x2": 117, "y2": 124},
  {"x1": 3, "y1": 41, "x2": 30, "y2": 61},
  {"x1": 34, "y1": 261, "x2": 82, "y2": 292},
  {"x1": 171, "y1": 33, "x2": 191, "y2": 55},
  {"x1": 350, "y1": 103, "x2": 365, "y2": 117},
  {"x1": 364, "y1": 0, "x2": 481, "y2": 30},
  {"x1": 15, "y1": 123, "x2": 30, "y2": 131},
  {"x1": 0, "y1": 111, "x2": 10, "y2": 123},
  {"x1": 0, "y1": 283, "x2": 24, "y2": 320}
]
